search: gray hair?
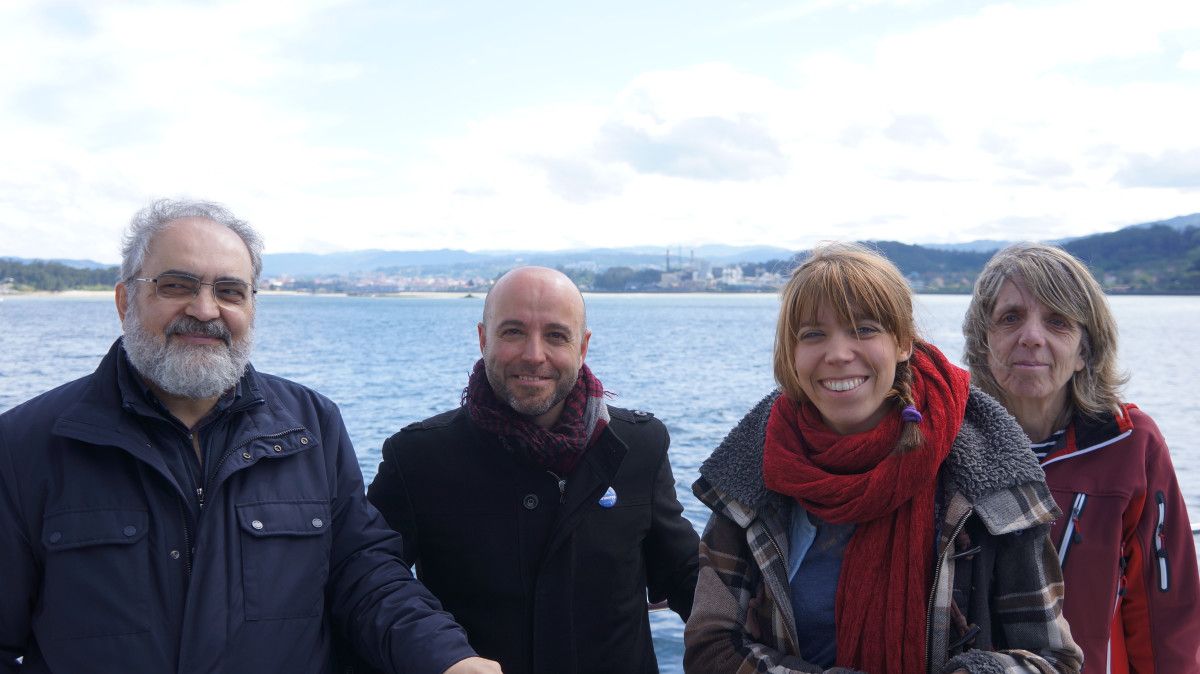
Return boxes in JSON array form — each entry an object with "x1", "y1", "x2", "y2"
[
  {"x1": 963, "y1": 242, "x2": 1127, "y2": 419},
  {"x1": 121, "y1": 198, "x2": 264, "y2": 290}
]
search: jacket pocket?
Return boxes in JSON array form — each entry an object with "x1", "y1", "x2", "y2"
[
  {"x1": 39, "y1": 508, "x2": 151, "y2": 640},
  {"x1": 237, "y1": 500, "x2": 331, "y2": 620}
]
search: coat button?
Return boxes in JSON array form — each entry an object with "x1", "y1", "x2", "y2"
[
  {"x1": 311, "y1": 518, "x2": 324, "y2": 528},
  {"x1": 49, "y1": 531, "x2": 62, "y2": 543},
  {"x1": 123, "y1": 525, "x2": 137, "y2": 537},
  {"x1": 242, "y1": 451, "x2": 252, "y2": 459},
  {"x1": 523, "y1": 494, "x2": 539, "y2": 510},
  {"x1": 299, "y1": 437, "x2": 309, "y2": 445},
  {"x1": 251, "y1": 520, "x2": 264, "y2": 530},
  {"x1": 169, "y1": 550, "x2": 181, "y2": 560},
  {"x1": 273, "y1": 444, "x2": 283, "y2": 453}
]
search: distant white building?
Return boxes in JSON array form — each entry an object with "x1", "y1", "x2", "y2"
[{"x1": 564, "y1": 261, "x2": 599, "y2": 273}]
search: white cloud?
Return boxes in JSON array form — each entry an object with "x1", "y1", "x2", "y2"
[
  {"x1": 741, "y1": 0, "x2": 944, "y2": 27},
  {"x1": 2, "y1": 0, "x2": 1199, "y2": 262}
]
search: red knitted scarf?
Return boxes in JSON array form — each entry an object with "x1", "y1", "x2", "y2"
[
  {"x1": 465, "y1": 358, "x2": 608, "y2": 476},
  {"x1": 762, "y1": 343, "x2": 970, "y2": 674}
]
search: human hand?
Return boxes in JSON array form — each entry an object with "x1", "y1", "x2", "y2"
[{"x1": 442, "y1": 656, "x2": 503, "y2": 674}]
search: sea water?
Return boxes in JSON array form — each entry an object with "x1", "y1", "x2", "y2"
[{"x1": 3, "y1": 292, "x2": 1198, "y2": 672}]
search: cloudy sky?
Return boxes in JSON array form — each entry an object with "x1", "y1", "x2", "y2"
[{"x1": 2, "y1": 0, "x2": 1198, "y2": 263}]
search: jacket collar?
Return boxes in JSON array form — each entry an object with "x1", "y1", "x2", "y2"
[
  {"x1": 1039, "y1": 404, "x2": 1136, "y2": 468},
  {"x1": 50, "y1": 339, "x2": 308, "y2": 478},
  {"x1": 697, "y1": 387, "x2": 1058, "y2": 531},
  {"x1": 464, "y1": 403, "x2": 628, "y2": 485},
  {"x1": 695, "y1": 391, "x2": 780, "y2": 518}
]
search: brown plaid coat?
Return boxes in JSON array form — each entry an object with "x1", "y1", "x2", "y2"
[{"x1": 683, "y1": 389, "x2": 1082, "y2": 674}]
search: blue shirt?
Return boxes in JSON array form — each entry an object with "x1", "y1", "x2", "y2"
[{"x1": 788, "y1": 503, "x2": 855, "y2": 669}]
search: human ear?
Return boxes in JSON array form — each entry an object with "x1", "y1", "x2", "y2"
[{"x1": 115, "y1": 282, "x2": 129, "y2": 321}]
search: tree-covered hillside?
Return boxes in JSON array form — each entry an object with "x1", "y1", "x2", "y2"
[
  {"x1": 0, "y1": 259, "x2": 119, "y2": 291},
  {"x1": 5, "y1": 220, "x2": 1199, "y2": 294},
  {"x1": 1063, "y1": 225, "x2": 1200, "y2": 292},
  {"x1": 862, "y1": 241, "x2": 993, "y2": 292}
]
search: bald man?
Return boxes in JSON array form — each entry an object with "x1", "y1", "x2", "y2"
[{"x1": 368, "y1": 267, "x2": 699, "y2": 674}]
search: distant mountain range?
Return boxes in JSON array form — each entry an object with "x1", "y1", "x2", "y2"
[
  {"x1": 260, "y1": 244, "x2": 796, "y2": 278},
  {"x1": 921, "y1": 213, "x2": 1200, "y2": 254},
  {"x1": 1, "y1": 257, "x2": 115, "y2": 270},
  {"x1": 252, "y1": 214, "x2": 1200, "y2": 294},
  {"x1": 1132, "y1": 213, "x2": 1200, "y2": 231},
  {"x1": 4, "y1": 212, "x2": 1199, "y2": 293}
]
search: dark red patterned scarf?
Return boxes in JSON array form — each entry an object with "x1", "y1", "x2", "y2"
[
  {"x1": 762, "y1": 342, "x2": 970, "y2": 674},
  {"x1": 464, "y1": 358, "x2": 609, "y2": 475}
]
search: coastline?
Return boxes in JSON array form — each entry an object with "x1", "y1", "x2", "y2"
[
  {"x1": 1, "y1": 289, "x2": 114, "y2": 298},
  {"x1": 5, "y1": 288, "x2": 1196, "y2": 300},
  {"x1": 0, "y1": 289, "x2": 487, "y2": 300}
]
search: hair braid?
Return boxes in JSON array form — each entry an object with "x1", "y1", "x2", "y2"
[{"x1": 888, "y1": 354, "x2": 924, "y2": 454}]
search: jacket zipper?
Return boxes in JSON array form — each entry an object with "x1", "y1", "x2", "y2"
[
  {"x1": 765, "y1": 529, "x2": 800, "y2": 646},
  {"x1": 178, "y1": 495, "x2": 195, "y2": 576},
  {"x1": 1105, "y1": 561, "x2": 1127, "y2": 673},
  {"x1": 1057, "y1": 492, "x2": 1087, "y2": 567},
  {"x1": 927, "y1": 508, "x2": 972, "y2": 668},
  {"x1": 1154, "y1": 491, "x2": 1170, "y2": 592}
]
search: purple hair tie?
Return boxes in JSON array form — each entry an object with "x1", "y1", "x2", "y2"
[{"x1": 901, "y1": 405, "x2": 922, "y2": 424}]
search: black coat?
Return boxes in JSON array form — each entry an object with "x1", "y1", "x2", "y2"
[
  {"x1": 367, "y1": 405, "x2": 700, "y2": 674},
  {"x1": 0, "y1": 340, "x2": 475, "y2": 674}
]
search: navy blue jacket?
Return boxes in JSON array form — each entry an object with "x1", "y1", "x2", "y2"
[{"x1": 0, "y1": 340, "x2": 475, "y2": 673}]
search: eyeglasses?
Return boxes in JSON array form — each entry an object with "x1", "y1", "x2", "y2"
[{"x1": 132, "y1": 273, "x2": 256, "y2": 306}]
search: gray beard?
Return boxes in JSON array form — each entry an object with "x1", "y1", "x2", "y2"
[{"x1": 122, "y1": 305, "x2": 254, "y2": 400}]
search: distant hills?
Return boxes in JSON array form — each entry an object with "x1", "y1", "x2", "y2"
[
  {"x1": 924, "y1": 239, "x2": 1027, "y2": 253},
  {"x1": 2, "y1": 257, "x2": 116, "y2": 270},
  {"x1": 865, "y1": 224, "x2": 1200, "y2": 292},
  {"x1": 254, "y1": 213, "x2": 1200, "y2": 293},
  {"x1": 4, "y1": 213, "x2": 1199, "y2": 293},
  {"x1": 259, "y1": 244, "x2": 794, "y2": 278},
  {"x1": 0, "y1": 258, "x2": 119, "y2": 291},
  {"x1": 1131, "y1": 213, "x2": 1200, "y2": 231},
  {"x1": 1057, "y1": 223, "x2": 1200, "y2": 292}
]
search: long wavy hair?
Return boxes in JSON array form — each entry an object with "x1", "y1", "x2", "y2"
[{"x1": 963, "y1": 242, "x2": 1126, "y2": 419}]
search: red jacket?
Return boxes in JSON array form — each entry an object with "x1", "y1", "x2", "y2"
[{"x1": 1038, "y1": 405, "x2": 1200, "y2": 673}]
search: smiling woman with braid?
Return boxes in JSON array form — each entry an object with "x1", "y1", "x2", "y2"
[{"x1": 683, "y1": 243, "x2": 1081, "y2": 674}]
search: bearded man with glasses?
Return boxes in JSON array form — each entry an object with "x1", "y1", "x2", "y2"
[{"x1": 0, "y1": 199, "x2": 499, "y2": 674}]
